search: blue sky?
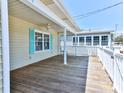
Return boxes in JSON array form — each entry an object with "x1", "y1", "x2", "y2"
[{"x1": 63, "y1": 0, "x2": 123, "y2": 32}]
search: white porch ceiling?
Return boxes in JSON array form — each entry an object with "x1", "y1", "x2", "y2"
[
  {"x1": 40, "y1": 0, "x2": 54, "y2": 5},
  {"x1": 39, "y1": 0, "x2": 80, "y2": 31},
  {"x1": 8, "y1": 0, "x2": 63, "y2": 32}
]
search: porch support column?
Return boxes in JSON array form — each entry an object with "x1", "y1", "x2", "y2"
[
  {"x1": 99, "y1": 35, "x2": 101, "y2": 47},
  {"x1": 74, "y1": 34, "x2": 77, "y2": 56},
  {"x1": 84, "y1": 36, "x2": 86, "y2": 46},
  {"x1": 91, "y1": 35, "x2": 93, "y2": 46},
  {"x1": 1, "y1": 0, "x2": 10, "y2": 93},
  {"x1": 64, "y1": 27, "x2": 67, "y2": 64},
  {"x1": 108, "y1": 34, "x2": 111, "y2": 48}
]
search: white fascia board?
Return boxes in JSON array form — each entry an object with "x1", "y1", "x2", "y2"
[
  {"x1": 76, "y1": 30, "x2": 114, "y2": 35},
  {"x1": 20, "y1": 0, "x2": 76, "y2": 33},
  {"x1": 53, "y1": 0, "x2": 80, "y2": 31}
]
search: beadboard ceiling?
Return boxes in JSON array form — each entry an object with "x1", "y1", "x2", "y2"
[{"x1": 8, "y1": 0, "x2": 63, "y2": 32}]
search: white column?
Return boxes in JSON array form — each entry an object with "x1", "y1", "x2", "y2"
[
  {"x1": 91, "y1": 36, "x2": 93, "y2": 46},
  {"x1": 64, "y1": 27, "x2": 67, "y2": 64},
  {"x1": 1, "y1": 0, "x2": 10, "y2": 93},
  {"x1": 77, "y1": 35, "x2": 79, "y2": 46},
  {"x1": 74, "y1": 34, "x2": 77, "y2": 56},
  {"x1": 99, "y1": 35, "x2": 101, "y2": 47},
  {"x1": 84, "y1": 36, "x2": 86, "y2": 46},
  {"x1": 108, "y1": 35, "x2": 111, "y2": 47}
]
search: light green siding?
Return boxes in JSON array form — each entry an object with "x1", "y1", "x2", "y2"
[{"x1": 9, "y1": 16, "x2": 59, "y2": 70}]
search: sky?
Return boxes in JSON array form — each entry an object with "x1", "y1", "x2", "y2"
[{"x1": 63, "y1": 0, "x2": 123, "y2": 33}]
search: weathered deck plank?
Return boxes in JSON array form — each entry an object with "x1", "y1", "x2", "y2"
[
  {"x1": 11, "y1": 55, "x2": 88, "y2": 93},
  {"x1": 11, "y1": 55, "x2": 114, "y2": 93},
  {"x1": 85, "y1": 56, "x2": 114, "y2": 93}
]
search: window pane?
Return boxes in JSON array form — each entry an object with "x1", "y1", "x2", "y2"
[
  {"x1": 73, "y1": 37, "x2": 78, "y2": 45},
  {"x1": 86, "y1": 36, "x2": 91, "y2": 45},
  {"x1": 79, "y1": 37, "x2": 84, "y2": 42},
  {"x1": 93, "y1": 36, "x2": 99, "y2": 45},
  {"x1": 101, "y1": 36, "x2": 108, "y2": 46},
  {"x1": 79, "y1": 37, "x2": 84, "y2": 45},
  {"x1": 35, "y1": 32, "x2": 42, "y2": 51},
  {"x1": 44, "y1": 34, "x2": 50, "y2": 50},
  {"x1": 73, "y1": 37, "x2": 76, "y2": 43}
]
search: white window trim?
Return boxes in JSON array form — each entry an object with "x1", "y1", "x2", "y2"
[
  {"x1": 44, "y1": 33, "x2": 50, "y2": 51},
  {"x1": 72, "y1": 36, "x2": 78, "y2": 46},
  {"x1": 93, "y1": 36, "x2": 100, "y2": 46},
  {"x1": 101, "y1": 35, "x2": 109, "y2": 46},
  {"x1": 34, "y1": 30, "x2": 50, "y2": 53},
  {"x1": 70, "y1": 34, "x2": 110, "y2": 47},
  {"x1": 78, "y1": 36, "x2": 85, "y2": 46},
  {"x1": 86, "y1": 36, "x2": 92, "y2": 46}
]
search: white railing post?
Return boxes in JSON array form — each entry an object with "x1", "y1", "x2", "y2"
[
  {"x1": 64, "y1": 27, "x2": 67, "y2": 64},
  {"x1": 113, "y1": 49, "x2": 116, "y2": 89},
  {"x1": 97, "y1": 47, "x2": 123, "y2": 93}
]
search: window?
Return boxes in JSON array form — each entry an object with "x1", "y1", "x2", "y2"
[
  {"x1": 86, "y1": 36, "x2": 92, "y2": 45},
  {"x1": 35, "y1": 32, "x2": 43, "y2": 51},
  {"x1": 35, "y1": 31, "x2": 50, "y2": 51},
  {"x1": 73, "y1": 36, "x2": 78, "y2": 46},
  {"x1": 44, "y1": 34, "x2": 50, "y2": 50},
  {"x1": 101, "y1": 36, "x2": 108, "y2": 46},
  {"x1": 79, "y1": 37, "x2": 84, "y2": 45},
  {"x1": 93, "y1": 36, "x2": 99, "y2": 45}
]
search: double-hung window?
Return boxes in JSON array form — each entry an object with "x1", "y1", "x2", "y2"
[
  {"x1": 101, "y1": 36, "x2": 108, "y2": 46},
  {"x1": 93, "y1": 36, "x2": 99, "y2": 45},
  {"x1": 35, "y1": 32, "x2": 50, "y2": 51},
  {"x1": 79, "y1": 37, "x2": 84, "y2": 45},
  {"x1": 44, "y1": 34, "x2": 50, "y2": 50},
  {"x1": 86, "y1": 36, "x2": 92, "y2": 45},
  {"x1": 73, "y1": 36, "x2": 78, "y2": 46},
  {"x1": 35, "y1": 32, "x2": 43, "y2": 51}
]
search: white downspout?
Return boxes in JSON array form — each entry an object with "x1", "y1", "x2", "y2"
[
  {"x1": 1, "y1": 0, "x2": 10, "y2": 93},
  {"x1": 64, "y1": 27, "x2": 67, "y2": 64}
]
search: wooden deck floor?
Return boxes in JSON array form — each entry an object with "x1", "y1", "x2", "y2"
[
  {"x1": 11, "y1": 55, "x2": 114, "y2": 93},
  {"x1": 85, "y1": 56, "x2": 114, "y2": 93},
  {"x1": 11, "y1": 55, "x2": 89, "y2": 93}
]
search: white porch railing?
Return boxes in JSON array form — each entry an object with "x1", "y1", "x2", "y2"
[
  {"x1": 60, "y1": 46, "x2": 123, "y2": 93},
  {"x1": 97, "y1": 47, "x2": 123, "y2": 93},
  {"x1": 60, "y1": 46, "x2": 97, "y2": 56}
]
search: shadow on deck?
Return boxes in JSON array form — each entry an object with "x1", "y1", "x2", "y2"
[{"x1": 11, "y1": 55, "x2": 89, "y2": 93}]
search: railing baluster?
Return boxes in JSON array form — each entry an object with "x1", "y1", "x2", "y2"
[{"x1": 97, "y1": 47, "x2": 123, "y2": 93}]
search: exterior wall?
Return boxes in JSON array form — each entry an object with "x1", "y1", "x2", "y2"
[
  {"x1": 0, "y1": 0, "x2": 3, "y2": 92},
  {"x1": 9, "y1": 16, "x2": 59, "y2": 70},
  {"x1": 60, "y1": 33, "x2": 111, "y2": 56},
  {"x1": 0, "y1": 21, "x2": 2, "y2": 93},
  {"x1": 60, "y1": 34, "x2": 111, "y2": 47}
]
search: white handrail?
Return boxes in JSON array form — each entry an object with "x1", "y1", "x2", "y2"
[
  {"x1": 97, "y1": 47, "x2": 123, "y2": 93},
  {"x1": 60, "y1": 45, "x2": 123, "y2": 93}
]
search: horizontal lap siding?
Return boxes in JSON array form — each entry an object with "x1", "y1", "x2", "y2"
[
  {"x1": 9, "y1": 16, "x2": 59, "y2": 70},
  {"x1": 0, "y1": 0, "x2": 3, "y2": 92},
  {"x1": 0, "y1": 21, "x2": 3, "y2": 93}
]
